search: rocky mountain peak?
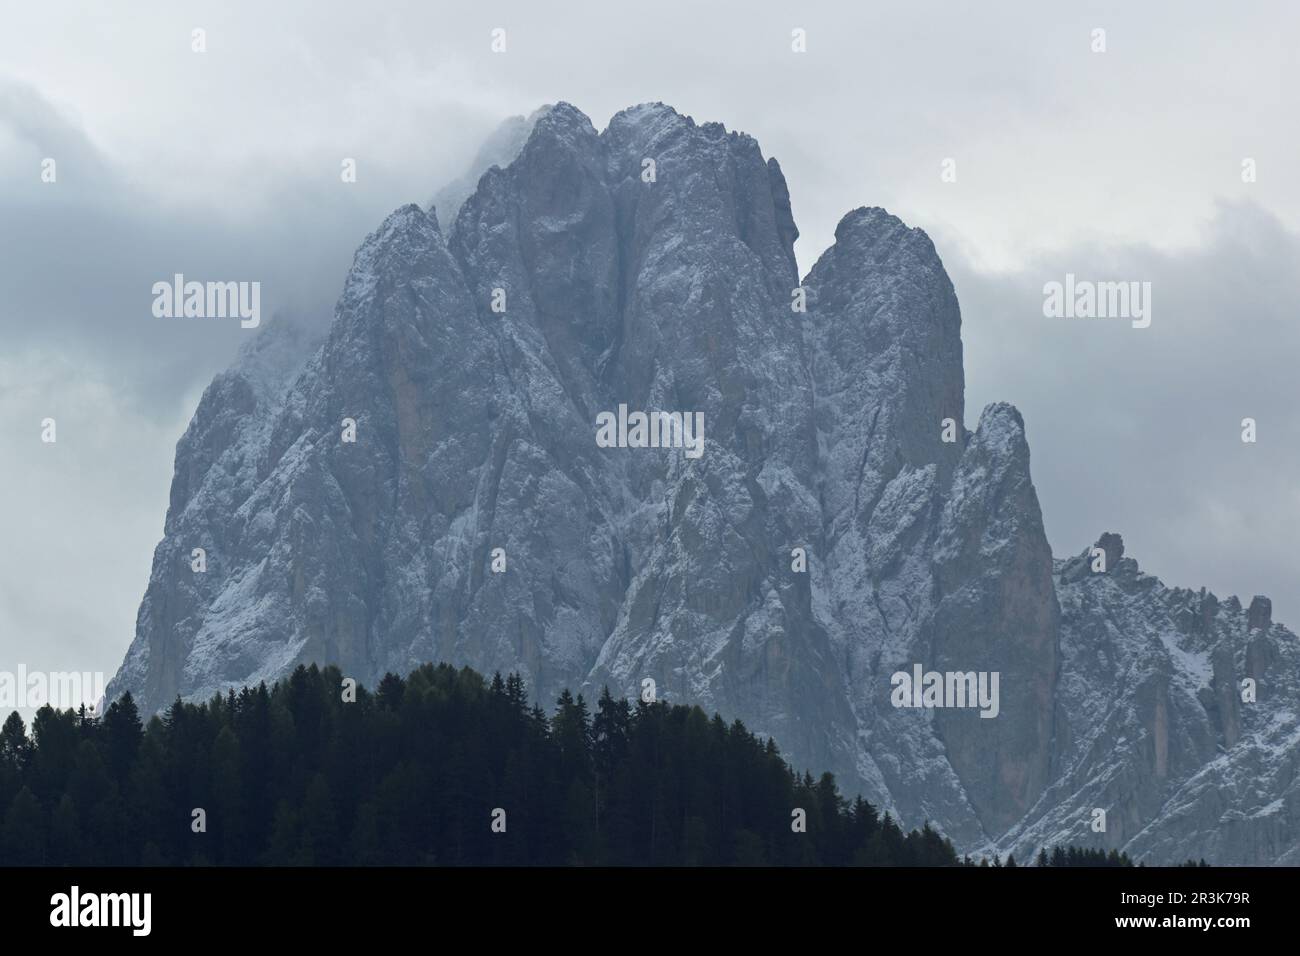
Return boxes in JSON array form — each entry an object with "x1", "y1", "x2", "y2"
[
  {"x1": 1248, "y1": 595, "x2": 1273, "y2": 629},
  {"x1": 109, "y1": 103, "x2": 1300, "y2": 865}
]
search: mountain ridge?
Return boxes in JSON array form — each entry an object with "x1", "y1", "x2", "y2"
[{"x1": 108, "y1": 101, "x2": 1300, "y2": 864}]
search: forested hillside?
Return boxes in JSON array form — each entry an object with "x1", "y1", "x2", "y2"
[{"x1": 0, "y1": 663, "x2": 1143, "y2": 866}]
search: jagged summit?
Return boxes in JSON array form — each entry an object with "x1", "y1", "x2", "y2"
[{"x1": 110, "y1": 103, "x2": 1300, "y2": 864}]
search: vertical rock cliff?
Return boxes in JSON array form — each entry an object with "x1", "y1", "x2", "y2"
[{"x1": 109, "y1": 102, "x2": 1300, "y2": 864}]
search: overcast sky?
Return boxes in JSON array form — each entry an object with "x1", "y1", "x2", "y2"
[{"x1": 2, "y1": 0, "x2": 1297, "y2": 713}]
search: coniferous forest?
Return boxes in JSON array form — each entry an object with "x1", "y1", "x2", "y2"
[{"x1": 0, "y1": 663, "x2": 1163, "y2": 867}]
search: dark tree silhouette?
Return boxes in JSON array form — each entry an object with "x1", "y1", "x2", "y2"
[{"x1": 0, "y1": 663, "x2": 1162, "y2": 867}]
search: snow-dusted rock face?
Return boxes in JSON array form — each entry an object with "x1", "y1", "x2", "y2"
[
  {"x1": 994, "y1": 536, "x2": 1300, "y2": 866},
  {"x1": 109, "y1": 102, "x2": 1299, "y2": 864},
  {"x1": 110, "y1": 316, "x2": 323, "y2": 713}
]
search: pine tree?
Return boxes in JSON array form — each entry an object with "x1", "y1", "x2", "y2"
[
  {"x1": 265, "y1": 799, "x2": 299, "y2": 865},
  {"x1": 49, "y1": 793, "x2": 81, "y2": 864},
  {"x1": 103, "y1": 692, "x2": 143, "y2": 782},
  {"x1": 0, "y1": 712, "x2": 29, "y2": 770},
  {"x1": 211, "y1": 726, "x2": 244, "y2": 863},
  {"x1": 505, "y1": 673, "x2": 529, "y2": 718},
  {"x1": 2, "y1": 786, "x2": 45, "y2": 864}
]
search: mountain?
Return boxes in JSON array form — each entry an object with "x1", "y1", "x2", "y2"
[
  {"x1": 107, "y1": 102, "x2": 1300, "y2": 864},
  {"x1": 999, "y1": 541, "x2": 1300, "y2": 865}
]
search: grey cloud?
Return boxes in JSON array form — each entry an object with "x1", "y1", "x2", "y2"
[
  {"x1": 951, "y1": 200, "x2": 1300, "y2": 626},
  {"x1": 0, "y1": 78, "x2": 481, "y2": 418}
]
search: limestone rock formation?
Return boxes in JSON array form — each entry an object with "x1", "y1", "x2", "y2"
[{"x1": 109, "y1": 103, "x2": 1300, "y2": 864}]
